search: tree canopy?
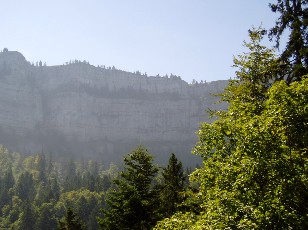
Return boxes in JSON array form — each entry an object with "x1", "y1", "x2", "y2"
[
  {"x1": 154, "y1": 25, "x2": 308, "y2": 229},
  {"x1": 99, "y1": 146, "x2": 159, "y2": 230},
  {"x1": 159, "y1": 153, "x2": 185, "y2": 217},
  {"x1": 269, "y1": 0, "x2": 308, "y2": 82},
  {"x1": 1, "y1": 1, "x2": 308, "y2": 229}
]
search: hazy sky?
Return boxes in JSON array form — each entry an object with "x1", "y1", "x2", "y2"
[{"x1": 1, "y1": 1, "x2": 280, "y2": 83}]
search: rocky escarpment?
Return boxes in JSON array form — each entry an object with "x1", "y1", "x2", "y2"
[{"x1": 0, "y1": 50, "x2": 228, "y2": 166}]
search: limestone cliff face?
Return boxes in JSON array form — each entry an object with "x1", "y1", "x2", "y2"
[{"x1": 0, "y1": 51, "x2": 228, "y2": 165}]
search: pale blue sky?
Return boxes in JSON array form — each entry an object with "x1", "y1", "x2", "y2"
[{"x1": 0, "y1": 1, "x2": 279, "y2": 82}]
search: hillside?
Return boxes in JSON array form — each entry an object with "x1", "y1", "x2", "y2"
[{"x1": 0, "y1": 50, "x2": 228, "y2": 165}]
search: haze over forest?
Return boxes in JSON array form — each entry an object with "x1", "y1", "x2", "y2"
[{"x1": 0, "y1": 0, "x2": 308, "y2": 229}]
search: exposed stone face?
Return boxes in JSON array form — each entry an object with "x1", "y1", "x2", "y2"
[{"x1": 0, "y1": 51, "x2": 228, "y2": 165}]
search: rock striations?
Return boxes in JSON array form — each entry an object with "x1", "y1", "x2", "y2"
[{"x1": 0, "y1": 50, "x2": 228, "y2": 166}]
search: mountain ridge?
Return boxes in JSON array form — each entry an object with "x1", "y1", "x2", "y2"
[{"x1": 0, "y1": 50, "x2": 228, "y2": 166}]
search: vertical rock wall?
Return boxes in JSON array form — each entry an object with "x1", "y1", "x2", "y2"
[{"x1": 0, "y1": 51, "x2": 228, "y2": 166}]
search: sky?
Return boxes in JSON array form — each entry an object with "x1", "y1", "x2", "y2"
[{"x1": 0, "y1": 0, "x2": 281, "y2": 83}]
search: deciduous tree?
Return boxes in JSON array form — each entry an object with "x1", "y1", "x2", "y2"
[{"x1": 154, "y1": 28, "x2": 308, "y2": 229}]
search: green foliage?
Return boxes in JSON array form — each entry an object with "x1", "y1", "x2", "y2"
[
  {"x1": 99, "y1": 146, "x2": 159, "y2": 230},
  {"x1": 35, "y1": 202, "x2": 58, "y2": 230},
  {"x1": 269, "y1": 0, "x2": 308, "y2": 82},
  {"x1": 4, "y1": 9, "x2": 307, "y2": 227},
  {"x1": 223, "y1": 27, "x2": 280, "y2": 114},
  {"x1": 156, "y1": 81, "x2": 308, "y2": 228},
  {"x1": 0, "y1": 168, "x2": 14, "y2": 210},
  {"x1": 14, "y1": 172, "x2": 35, "y2": 201},
  {"x1": 58, "y1": 189, "x2": 103, "y2": 229},
  {"x1": 36, "y1": 153, "x2": 47, "y2": 183},
  {"x1": 189, "y1": 78, "x2": 308, "y2": 229},
  {"x1": 177, "y1": 182, "x2": 202, "y2": 215},
  {"x1": 153, "y1": 212, "x2": 199, "y2": 230},
  {"x1": 58, "y1": 207, "x2": 85, "y2": 230},
  {"x1": 155, "y1": 23, "x2": 308, "y2": 228},
  {"x1": 13, "y1": 200, "x2": 36, "y2": 230},
  {"x1": 0, "y1": 149, "x2": 114, "y2": 229},
  {"x1": 159, "y1": 153, "x2": 185, "y2": 217}
]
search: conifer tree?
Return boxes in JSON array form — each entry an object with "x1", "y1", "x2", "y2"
[
  {"x1": 35, "y1": 203, "x2": 57, "y2": 230},
  {"x1": 159, "y1": 153, "x2": 185, "y2": 217},
  {"x1": 58, "y1": 207, "x2": 85, "y2": 230},
  {"x1": 0, "y1": 168, "x2": 14, "y2": 209},
  {"x1": 269, "y1": 0, "x2": 308, "y2": 82},
  {"x1": 15, "y1": 200, "x2": 36, "y2": 230},
  {"x1": 14, "y1": 172, "x2": 34, "y2": 201},
  {"x1": 36, "y1": 153, "x2": 47, "y2": 183},
  {"x1": 99, "y1": 146, "x2": 159, "y2": 230}
]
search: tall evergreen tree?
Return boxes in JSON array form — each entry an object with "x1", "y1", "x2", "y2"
[
  {"x1": 14, "y1": 172, "x2": 34, "y2": 201},
  {"x1": 58, "y1": 207, "x2": 85, "y2": 230},
  {"x1": 159, "y1": 153, "x2": 185, "y2": 217},
  {"x1": 63, "y1": 160, "x2": 78, "y2": 192},
  {"x1": 36, "y1": 153, "x2": 47, "y2": 183},
  {"x1": 49, "y1": 177, "x2": 61, "y2": 200},
  {"x1": 35, "y1": 203, "x2": 58, "y2": 230},
  {"x1": 99, "y1": 146, "x2": 159, "y2": 230},
  {"x1": 15, "y1": 200, "x2": 36, "y2": 230},
  {"x1": 269, "y1": 0, "x2": 308, "y2": 82},
  {"x1": 0, "y1": 168, "x2": 14, "y2": 209}
]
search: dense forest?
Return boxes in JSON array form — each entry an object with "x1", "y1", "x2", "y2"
[
  {"x1": 0, "y1": 145, "x2": 192, "y2": 229},
  {"x1": 1, "y1": 0, "x2": 308, "y2": 229}
]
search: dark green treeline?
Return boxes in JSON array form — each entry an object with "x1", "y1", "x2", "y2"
[{"x1": 0, "y1": 145, "x2": 193, "y2": 229}]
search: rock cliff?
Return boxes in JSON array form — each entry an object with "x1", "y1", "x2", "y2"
[{"x1": 0, "y1": 50, "x2": 228, "y2": 166}]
